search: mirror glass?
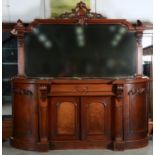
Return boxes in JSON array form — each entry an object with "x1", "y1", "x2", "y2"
[{"x1": 25, "y1": 24, "x2": 137, "y2": 78}]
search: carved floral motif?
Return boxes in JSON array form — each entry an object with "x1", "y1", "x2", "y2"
[
  {"x1": 59, "y1": 1, "x2": 105, "y2": 24},
  {"x1": 13, "y1": 88, "x2": 33, "y2": 96},
  {"x1": 128, "y1": 88, "x2": 145, "y2": 95}
]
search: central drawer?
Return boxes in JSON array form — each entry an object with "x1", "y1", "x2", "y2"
[{"x1": 50, "y1": 84, "x2": 113, "y2": 96}]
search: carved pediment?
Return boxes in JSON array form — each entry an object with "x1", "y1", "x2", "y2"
[{"x1": 59, "y1": 1, "x2": 105, "y2": 24}]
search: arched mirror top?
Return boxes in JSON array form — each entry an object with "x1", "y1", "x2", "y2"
[
  {"x1": 13, "y1": 1, "x2": 144, "y2": 33},
  {"x1": 11, "y1": 1, "x2": 144, "y2": 77}
]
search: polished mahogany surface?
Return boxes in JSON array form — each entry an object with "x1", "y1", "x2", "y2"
[
  {"x1": 11, "y1": 76, "x2": 149, "y2": 151},
  {"x1": 11, "y1": 2, "x2": 148, "y2": 152}
]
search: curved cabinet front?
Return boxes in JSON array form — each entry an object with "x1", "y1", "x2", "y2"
[
  {"x1": 10, "y1": 77, "x2": 149, "y2": 151},
  {"x1": 123, "y1": 82, "x2": 149, "y2": 149},
  {"x1": 11, "y1": 79, "x2": 49, "y2": 151}
]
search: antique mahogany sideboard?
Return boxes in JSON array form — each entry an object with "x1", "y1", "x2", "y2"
[{"x1": 10, "y1": 2, "x2": 149, "y2": 151}]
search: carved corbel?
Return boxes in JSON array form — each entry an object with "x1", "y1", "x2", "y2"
[
  {"x1": 115, "y1": 85, "x2": 124, "y2": 99},
  {"x1": 38, "y1": 84, "x2": 50, "y2": 143},
  {"x1": 113, "y1": 84, "x2": 124, "y2": 150},
  {"x1": 39, "y1": 85, "x2": 49, "y2": 102}
]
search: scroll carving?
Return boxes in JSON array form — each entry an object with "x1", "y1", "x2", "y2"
[
  {"x1": 59, "y1": 1, "x2": 105, "y2": 24},
  {"x1": 128, "y1": 88, "x2": 145, "y2": 95},
  {"x1": 13, "y1": 88, "x2": 33, "y2": 96}
]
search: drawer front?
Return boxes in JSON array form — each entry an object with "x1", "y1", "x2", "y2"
[{"x1": 51, "y1": 84, "x2": 113, "y2": 96}]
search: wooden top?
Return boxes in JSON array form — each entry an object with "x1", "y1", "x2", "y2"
[{"x1": 12, "y1": 75, "x2": 149, "y2": 84}]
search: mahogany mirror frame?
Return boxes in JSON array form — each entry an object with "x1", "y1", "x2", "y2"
[{"x1": 11, "y1": 1, "x2": 144, "y2": 78}]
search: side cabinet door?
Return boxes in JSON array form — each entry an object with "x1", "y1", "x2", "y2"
[
  {"x1": 81, "y1": 97, "x2": 111, "y2": 141},
  {"x1": 12, "y1": 83, "x2": 37, "y2": 142},
  {"x1": 124, "y1": 83, "x2": 148, "y2": 140},
  {"x1": 49, "y1": 97, "x2": 80, "y2": 140}
]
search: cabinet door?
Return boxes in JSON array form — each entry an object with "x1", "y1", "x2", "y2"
[
  {"x1": 81, "y1": 97, "x2": 111, "y2": 140},
  {"x1": 124, "y1": 83, "x2": 148, "y2": 140},
  {"x1": 49, "y1": 97, "x2": 80, "y2": 140}
]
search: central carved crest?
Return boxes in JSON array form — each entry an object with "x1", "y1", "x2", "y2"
[{"x1": 59, "y1": 1, "x2": 105, "y2": 24}]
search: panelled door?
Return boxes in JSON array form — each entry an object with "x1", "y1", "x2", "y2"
[
  {"x1": 81, "y1": 97, "x2": 112, "y2": 140},
  {"x1": 49, "y1": 97, "x2": 80, "y2": 140}
]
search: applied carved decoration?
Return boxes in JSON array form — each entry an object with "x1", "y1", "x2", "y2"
[{"x1": 59, "y1": 1, "x2": 105, "y2": 24}]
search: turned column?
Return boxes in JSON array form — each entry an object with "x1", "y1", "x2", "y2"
[
  {"x1": 136, "y1": 31, "x2": 143, "y2": 74},
  {"x1": 12, "y1": 19, "x2": 25, "y2": 77},
  {"x1": 134, "y1": 20, "x2": 144, "y2": 75}
]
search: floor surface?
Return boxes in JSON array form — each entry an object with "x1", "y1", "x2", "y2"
[{"x1": 2, "y1": 140, "x2": 153, "y2": 155}]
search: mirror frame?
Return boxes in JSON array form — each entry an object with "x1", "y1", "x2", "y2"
[{"x1": 12, "y1": 1, "x2": 144, "y2": 78}]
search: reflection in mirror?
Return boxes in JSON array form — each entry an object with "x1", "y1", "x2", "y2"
[{"x1": 25, "y1": 24, "x2": 137, "y2": 78}]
